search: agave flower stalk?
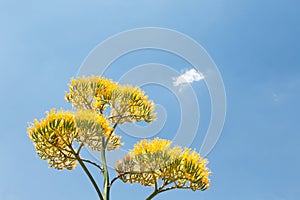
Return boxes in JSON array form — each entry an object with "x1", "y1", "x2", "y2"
[{"x1": 27, "y1": 76, "x2": 210, "y2": 200}]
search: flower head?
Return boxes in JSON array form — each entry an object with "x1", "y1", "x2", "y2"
[
  {"x1": 65, "y1": 76, "x2": 117, "y2": 111},
  {"x1": 115, "y1": 138, "x2": 211, "y2": 191},
  {"x1": 110, "y1": 85, "x2": 156, "y2": 124},
  {"x1": 75, "y1": 110, "x2": 122, "y2": 151},
  {"x1": 27, "y1": 109, "x2": 78, "y2": 170}
]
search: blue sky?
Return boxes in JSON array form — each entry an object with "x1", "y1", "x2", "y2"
[{"x1": 0, "y1": 0, "x2": 300, "y2": 200}]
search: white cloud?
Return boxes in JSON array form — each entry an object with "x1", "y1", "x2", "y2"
[
  {"x1": 173, "y1": 69, "x2": 204, "y2": 87},
  {"x1": 272, "y1": 93, "x2": 280, "y2": 103}
]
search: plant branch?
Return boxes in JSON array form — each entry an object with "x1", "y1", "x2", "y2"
[
  {"x1": 75, "y1": 87, "x2": 94, "y2": 110},
  {"x1": 145, "y1": 190, "x2": 159, "y2": 200},
  {"x1": 76, "y1": 155, "x2": 104, "y2": 200},
  {"x1": 154, "y1": 175, "x2": 158, "y2": 191},
  {"x1": 77, "y1": 141, "x2": 85, "y2": 154},
  {"x1": 145, "y1": 179, "x2": 177, "y2": 200},
  {"x1": 81, "y1": 158, "x2": 104, "y2": 172},
  {"x1": 109, "y1": 170, "x2": 156, "y2": 187},
  {"x1": 69, "y1": 145, "x2": 103, "y2": 200},
  {"x1": 159, "y1": 185, "x2": 190, "y2": 193},
  {"x1": 104, "y1": 117, "x2": 120, "y2": 148},
  {"x1": 101, "y1": 138, "x2": 110, "y2": 200}
]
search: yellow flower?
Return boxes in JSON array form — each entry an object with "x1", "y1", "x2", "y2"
[
  {"x1": 109, "y1": 85, "x2": 156, "y2": 124},
  {"x1": 74, "y1": 110, "x2": 121, "y2": 151},
  {"x1": 133, "y1": 138, "x2": 172, "y2": 155},
  {"x1": 115, "y1": 138, "x2": 211, "y2": 191},
  {"x1": 66, "y1": 76, "x2": 156, "y2": 125},
  {"x1": 27, "y1": 109, "x2": 78, "y2": 170},
  {"x1": 65, "y1": 76, "x2": 117, "y2": 111}
]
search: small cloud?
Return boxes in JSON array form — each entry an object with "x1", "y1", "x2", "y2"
[
  {"x1": 173, "y1": 69, "x2": 204, "y2": 87},
  {"x1": 273, "y1": 93, "x2": 280, "y2": 102}
]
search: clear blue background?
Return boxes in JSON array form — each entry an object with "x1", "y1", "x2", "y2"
[{"x1": 0, "y1": 0, "x2": 299, "y2": 199}]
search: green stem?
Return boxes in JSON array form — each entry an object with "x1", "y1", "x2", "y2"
[
  {"x1": 57, "y1": 136, "x2": 103, "y2": 200},
  {"x1": 145, "y1": 190, "x2": 159, "y2": 200},
  {"x1": 81, "y1": 158, "x2": 104, "y2": 172},
  {"x1": 101, "y1": 137, "x2": 110, "y2": 200},
  {"x1": 145, "y1": 180, "x2": 173, "y2": 200},
  {"x1": 75, "y1": 154, "x2": 104, "y2": 200},
  {"x1": 101, "y1": 118, "x2": 121, "y2": 199}
]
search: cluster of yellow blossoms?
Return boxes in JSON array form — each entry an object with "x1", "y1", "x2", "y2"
[
  {"x1": 109, "y1": 85, "x2": 155, "y2": 124},
  {"x1": 65, "y1": 76, "x2": 117, "y2": 111},
  {"x1": 74, "y1": 110, "x2": 122, "y2": 151},
  {"x1": 115, "y1": 138, "x2": 211, "y2": 191},
  {"x1": 27, "y1": 109, "x2": 78, "y2": 170},
  {"x1": 28, "y1": 76, "x2": 156, "y2": 170},
  {"x1": 28, "y1": 108, "x2": 122, "y2": 170},
  {"x1": 65, "y1": 76, "x2": 156, "y2": 123}
]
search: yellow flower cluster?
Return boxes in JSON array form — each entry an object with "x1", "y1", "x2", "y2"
[
  {"x1": 164, "y1": 148, "x2": 211, "y2": 190},
  {"x1": 127, "y1": 86, "x2": 155, "y2": 123},
  {"x1": 105, "y1": 132, "x2": 123, "y2": 151},
  {"x1": 133, "y1": 138, "x2": 172, "y2": 155},
  {"x1": 65, "y1": 76, "x2": 156, "y2": 124},
  {"x1": 65, "y1": 76, "x2": 117, "y2": 111},
  {"x1": 115, "y1": 138, "x2": 211, "y2": 191},
  {"x1": 110, "y1": 85, "x2": 156, "y2": 124},
  {"x1": 27, "y1": 109, "x2": 78, "y2": 170},
  {"x1": 93, "y1": 78, "x2": 118, "y2": 111},
  {"x1": 28, "y1": 76, "x2": 156, "y2": 171},
  {"x1": 27, "y1": 108, "x2": 124, "y2": 170},
  {"x1": 75, "y1": 110, "x2": 122, "y2": 151}
]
